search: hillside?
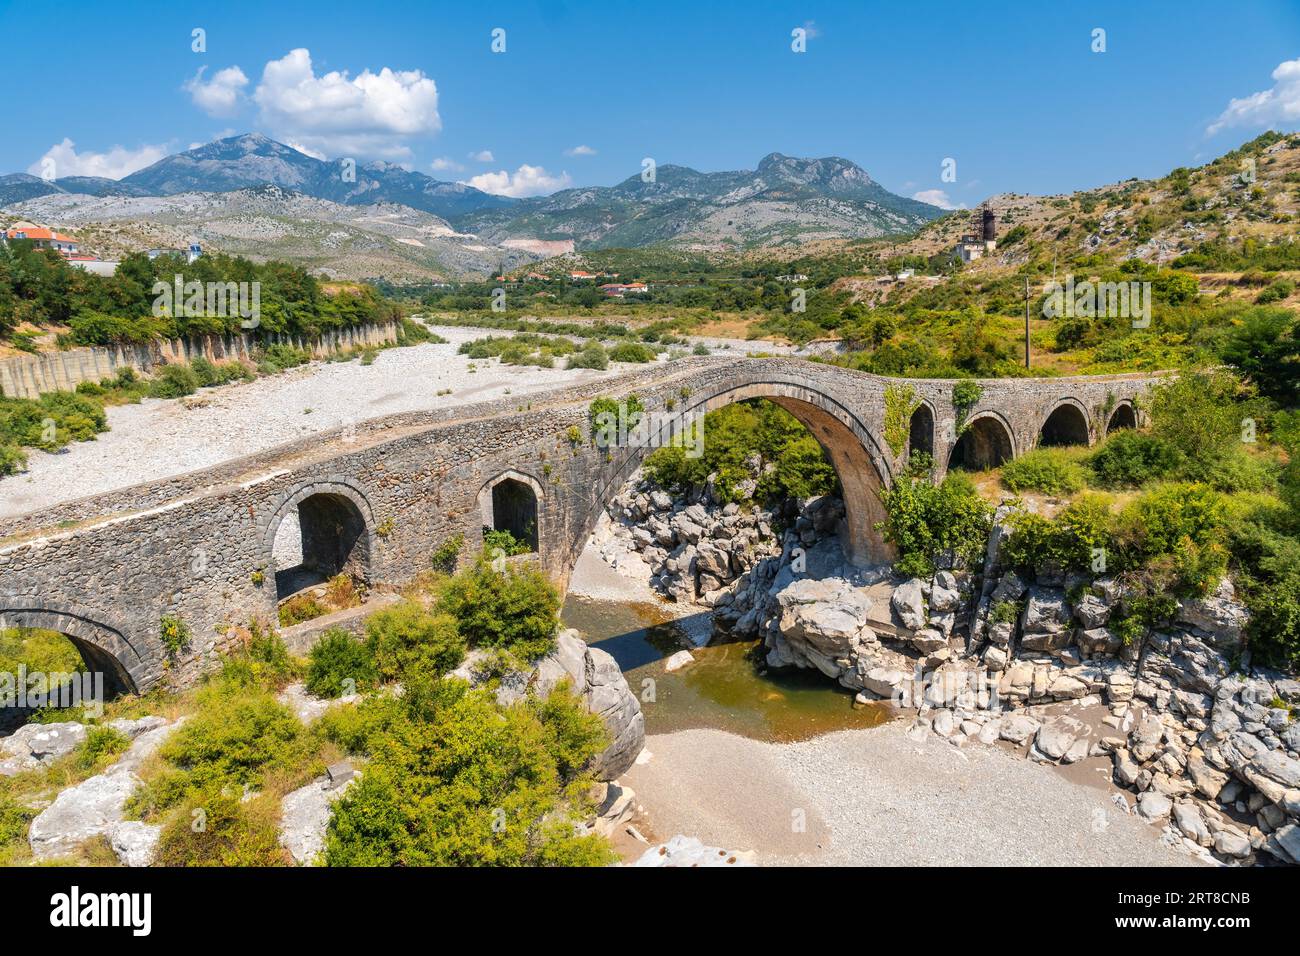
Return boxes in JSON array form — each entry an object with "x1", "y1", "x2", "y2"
[{"x1": 4, "y1": 185, "x2": 535, "y2": 281}]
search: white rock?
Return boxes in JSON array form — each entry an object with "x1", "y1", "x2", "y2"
[{"x1": 664, "y1": 650, "x2": 695, "y2": 673}]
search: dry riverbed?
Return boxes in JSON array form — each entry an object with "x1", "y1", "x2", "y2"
[
  {"x1": 567, "y1": 533, "x2": 1197, "y2": 867},
  {"x1": 0, "y1": 326, "x2": 628, "y2": 519}
]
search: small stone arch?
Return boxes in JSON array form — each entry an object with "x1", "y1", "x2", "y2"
[
  {"x1": 262, "y1": 479, "x2": 376, "y2": 598},
  {"x1": 1106, "y1": 400, "x2": 1138, "y2": 434},
  {"x1": 478, "y1": 469, "x2": 544, "y2": 553},
  {"x1": 1039, "y1": 398, "x2": 1092, "y2": 447},
  {"x1": 908, "y1": 401, "x2": 936, "y2": 464},
  {"x1": 0, "y1": 602, "x2": 152, "y2": 696},
  {"x1": 948, "y1": 411, "x2": 1016, "y2": 471}
]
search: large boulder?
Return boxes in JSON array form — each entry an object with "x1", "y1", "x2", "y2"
[
  {"x1": 29, "y1": 772, "x2": 140, "y2": 860},
  {"x1": 1019, "y1": 587, "x2": 1071, "y2": 651},
  {"x1": 891, "y1": 578, "x2": 927, "y2": 631},
  {"x1": 0, "y1": 721, "x2": 87, "y2": 775},
  {"x1": 776, "y1": 578, "x2": 873, "y2": 660},
  {"x1": 1176, "y1": 578, "x2": 1249, "y2": 650},
  {"x1": 632, "y1": 834, "x2": 755, "y2": 867},
  {"x1": 529, "y1": 629, "x2": 645, "y2": 781}
]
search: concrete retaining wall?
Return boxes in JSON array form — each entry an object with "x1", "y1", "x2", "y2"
[{"x1": 0, "y1": 322, "x2": 399, "y2": 400}]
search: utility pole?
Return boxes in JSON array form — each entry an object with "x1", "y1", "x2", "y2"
[{"x1": 1024, "y1": 276, "x2": 1032, "y2": 369}]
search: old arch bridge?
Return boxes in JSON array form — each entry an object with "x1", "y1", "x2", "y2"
[{"x1": 0, "y1": 357, "x2": 1158, "y2": 694}]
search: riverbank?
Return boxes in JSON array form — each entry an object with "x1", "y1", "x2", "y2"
[
  {"x1": 624, "y1": 722, "x2": 1197, "y2": 866},
  {"x1": 565, "y1": 526, "x2": 1199, "y2": 866}
]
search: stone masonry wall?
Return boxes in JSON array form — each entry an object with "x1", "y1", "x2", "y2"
[{"x1": 0, "y1": 356, "x2": 1164, "y2": 694}]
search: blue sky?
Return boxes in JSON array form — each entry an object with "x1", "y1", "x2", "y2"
[{"x1": 1, "y1": 0, "x2": 1298, "y2": 205}]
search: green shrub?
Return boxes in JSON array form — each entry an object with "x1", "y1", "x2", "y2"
[
  {"x1": 159, "y1": 615, "x2": 191, "y2": 656},
  {"x1": 0, "y1": 443, "x2": 27, "y2": 476},
  {"x1": 1000, "y1": 495, "x2": 1113, "y2": 573},
  {"x1": 1088, "y1": 431, "x2": 1183, "y2": 487},
  {"x1": 305, "y1": 629, "x2": 379, "y2": 699},
  {"x1": 130, "y1": 680, "x2": 311, "y2": 817},
  {"x1": 0, "y1": 793, "x2": 35, "y2": 850},
  {"x1": 72, "y1": 726, "x2": 131, "y2": 774},
  {"x1": 218, "y1": 623, "x2": 299, "y2": 690},
  {"x1": 567, "y1": 343, "x2": 608, "y2": 370},
  {"x1": 149, "y1": 363, "x2": 199, "y2": 398},
  {"x1": 876, "y1": 472, "x2": 993, "y2": 578},
  {"x1": 278, "y1": 594, "x2": 327, "y2": 627},
  {"x1": 155, "y1": 791, "x2": 288, "y2": 866},
  {"x1": 1116, "y1": 483, "x2": 1226, "y2": 561},
  {"x1": 1000, "y1": 449, "x2": 1087, "y2": 495},
  {"x1": 365, "y1": 601, "x2": 466, "y2": 683},
  {"x1": 324, "y1": 682, "x2": 613, "y2": 867},
  {"x1": 430, "y1": 534, "x2": 464, "y2": 574},
  {"x1": 482, "y1": 527, "x2": 533, "y2": 556},
  {"x1": 437, "y1": 558, "x2": 561, "y2": 662},
  {"x1": 608, "y1": 342, "x2": 655, "y2": 363}
]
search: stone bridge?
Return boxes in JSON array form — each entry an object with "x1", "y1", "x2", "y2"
[{"x1": 0, "y1": 356, "x2": 1161, "y2": 695}]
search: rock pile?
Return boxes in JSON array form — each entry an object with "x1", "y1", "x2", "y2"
[
  {"x1": 600, "y1": 477, "x2": 786, "y2": 606},
  {"x1": 601, "y1": 484, "x2": 1299, "y2": 866}
]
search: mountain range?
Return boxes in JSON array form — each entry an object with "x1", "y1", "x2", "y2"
[{"x1": 0, "y1": 133, "x2": 942, "y2": 276}]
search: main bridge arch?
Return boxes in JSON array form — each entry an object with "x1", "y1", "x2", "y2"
[
  {"x1": 0, "y1": 602, "x2": 154, "y2": 696},
  {"x1": 570, "y1": 376, "x2": 897, "y2": 576}
]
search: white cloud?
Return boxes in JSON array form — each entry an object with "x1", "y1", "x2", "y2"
[
  {"x1": 564, "y1": 144, "x2": 597, "y2": 157},
  {"x1": 252, "y1": 48, "x2": 440, "y2": 159},
  {"x1": 430, "y1": 156, "x2": 464, "y2": 173},
  {"x1": 1208, "y1": 57, "x2": 1300, "y2": 135},
  {"x1": 286, "y1": 141, "x2": 327, "y2": 160},
  {"x1": 463, "y1": 164, "x2": 572, "y2": 198},
  {"x1": 469, "y1": 149, "x2": 495, "y2": 162},
  {"x1": 912, "y1": 188, "x2": 960, "y2": 210},
  {"x1": 183, "y1": 65, "x2": 249, "y2": 117},
  {"x1": 28, "y1": 138, "x2": 168, "y2": 180}
]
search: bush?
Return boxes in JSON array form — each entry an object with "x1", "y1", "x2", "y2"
[
  {"x1": 364, "y1": 601, "x2": 466, "y2": 683},
  {"x1": 1000, "y1": 495, "x2": 1113, "y2": 573},
  {"x1": 305, "y1": 629, "x2": 379, "y2": 699},
  {"x1": 155, "y1": 791, "x2": 288, "y2": 867},
  {"x1": 72, "y1": 726, "x2": 131, "y2": 774},
  {"x1": 0, "y1": 793, "x2": 34, "y2": 849},
  {"x1": 436, "y1": 558, "x2": 561, "y2": 662},
  {"x1": 148, "y1": 363, "x2": 199, "y2": 398},
  {"x1": 1116, "y1": 483, "x2": 1226, "y2": 561},
  {"x1": 1000, "y1": 449, "x2": 1087, "y2": 495},
  {"x1": 277, "y1": 594, "x2": 327, "y2": 627},
  {"x1": 129, "y1": 681, "x2": 311, "y2": 817},
  {"x1": 608, "y1": 342, "x2": 655, "y2": 363},
  {"x1": 876, "y1": 472, "x2": 993, "y2": 578},
  {"x1": 430, "y1": 534, "x2": 464, "y2": 574},
  {"x1": 567, "y1": 343, "x2": 608, "y2": 370},
  {"x1": 324, "y1": 682, "x2": 613, "y2": 867},
  {"x1": 482, "y1": 527, "x2": 532, "y2": 556},
  {"x1": 0, "y1": 443, "x2": 27, "y2": 476},
  {"x1": 1087, "y1": 431, "x2": 1183, "y2": 487}
]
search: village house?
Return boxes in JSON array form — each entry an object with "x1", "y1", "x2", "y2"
[{"x1": 3, "y1": 220, "x2": 79, "y2": 255}]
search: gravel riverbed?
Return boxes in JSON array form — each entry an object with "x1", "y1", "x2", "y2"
[
  {"x1": 0, "y1": 327, "x2": 627, "y2": 519},
  {"x1": 625, "y1": 723, "x2": 1199, "y2": 866}
]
